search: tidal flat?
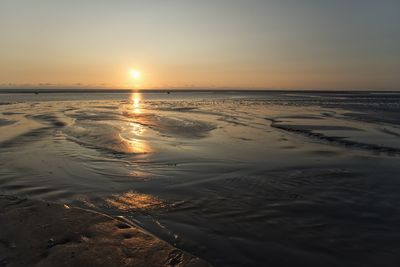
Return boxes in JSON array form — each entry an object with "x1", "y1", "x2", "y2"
[{"x1": 1, "y1": 91, "x2": 400, "y2": 266}]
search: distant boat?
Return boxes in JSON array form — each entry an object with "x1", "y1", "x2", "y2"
[{"x1": 167, "y1": 91, "x2": 171, "y2": 94}]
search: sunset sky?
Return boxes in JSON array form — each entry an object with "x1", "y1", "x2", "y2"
[{"x1": 1, "y1": 0, "x2": 399, "y2": 90}]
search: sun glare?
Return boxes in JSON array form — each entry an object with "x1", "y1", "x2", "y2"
[{"x1": 130, "y1": 70, "x2": 141, "y2": 80}]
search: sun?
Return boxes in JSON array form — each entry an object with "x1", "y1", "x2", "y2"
[{"x1": 130, "y1": 70, "x2": 141, "y2": 80}]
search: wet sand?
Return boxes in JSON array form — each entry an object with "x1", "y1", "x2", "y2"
[
  {"x1": 1, "y1": 91, "x2": 400, "y2": 266},
  {"x1": 0, "y1": 195, "x2": 211, "y2": 267}
]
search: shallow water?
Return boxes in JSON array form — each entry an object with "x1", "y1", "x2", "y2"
[{"x1": 1, "y1": 91, "x2": 400, "y2": 266}]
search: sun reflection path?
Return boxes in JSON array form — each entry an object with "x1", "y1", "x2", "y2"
[
  {"x1": 125, "y1": 135, "x2": 151, "y2": 154},
  {"x1": 106, "y1": 191, "x2": 165, "y2": 211},
  {"x1": 123, "y1": 92, "x2": 152, "y2": 153},
  {"x1": 131, "y1": 92, "x2": 142, "y2": 114}
]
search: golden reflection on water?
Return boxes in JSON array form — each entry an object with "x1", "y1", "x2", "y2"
[
  {"x1": 124, "y1": 92, "x2": 152, "y2": 154},
  {"x1": 125, "y1": 136, "x2": 151, "y2": 153},
  {"x1": 106, "y1": 191, "x2": 165, "y2": 211},
  {"x1": 131, "y1": 92, "x2": 141, "y2": 114}
]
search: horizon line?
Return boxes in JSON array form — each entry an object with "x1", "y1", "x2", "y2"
[{"x1": 1, "y1": 88, "x2": 399, "y2": 94}]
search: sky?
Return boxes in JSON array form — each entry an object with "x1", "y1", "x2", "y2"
[{"x1": 0, "y1": 0, "x2": 399, "y2": 90}]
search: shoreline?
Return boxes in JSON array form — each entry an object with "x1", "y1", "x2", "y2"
[{"x1": 0, "y1": 195, "x2": 211, "y2": 267}]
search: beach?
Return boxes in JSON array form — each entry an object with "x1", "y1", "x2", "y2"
[
  {"x1": 1, "y1": 91, "x2": 400, "y2": 266},
  {"x1": 0, "y1": 195, "x2": 210, "y2": 267}
]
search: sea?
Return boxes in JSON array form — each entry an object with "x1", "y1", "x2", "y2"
[{"x1": 1, "y1": 90, "x2": 400, "y2": 266}]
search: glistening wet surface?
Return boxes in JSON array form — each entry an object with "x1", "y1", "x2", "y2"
[{"x1": 1, "y1": 91, "x2": 400, "y2": 266}]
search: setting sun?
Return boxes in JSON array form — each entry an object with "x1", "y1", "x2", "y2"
[{"x1": 130, "y1": 70, "x2": 141, "y2": 80}]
